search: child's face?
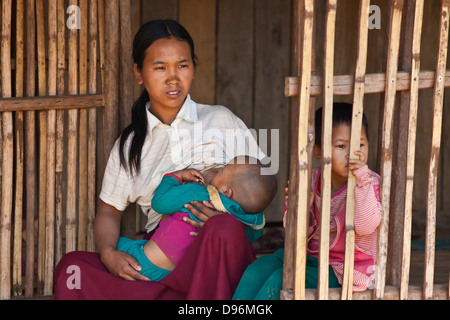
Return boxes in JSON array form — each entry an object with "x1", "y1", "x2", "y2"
[
  {"x1": 316, "y1": 123, "x2": 369, "y2": 188},
  {"x1": 134, "y1": 37, "x2": 195, "y2": 115}
]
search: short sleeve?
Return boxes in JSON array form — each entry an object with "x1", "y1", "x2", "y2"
[{"x1": 99, "y1": 140, "x2": 133, "y2": 211}]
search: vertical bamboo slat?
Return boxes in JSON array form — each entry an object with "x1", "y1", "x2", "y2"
[
  {"x1": 55, "y1": 0, "x2": 66, "y2": 265},
  {"x1": 24, "y1": 0, "x2": 36, "y2": 298},
  {"x1": 423, "y1": 0, "x2": 450, "y2": 300},
  {"x1": 373, "y1": 0, "x2": 404, "y2": 300},
  {"x1": 293, "y1": 0, "x2": 314, "y2": 301},
  {"x1": 66, "y1": 0, "x2": 79, "y2": 254},
  {"x1": 87, "y1": 0, "x2": 99, "y2": 252},
  {"x1": 282, "y1": 0, "x2": 303, "y2": 297},
  {"x1": 0, "y1": 0, "x2": 13, "y2": 300},
  {"x1": 341, "y1": 0, "x2": 370, "y2": 301},
  {"x1": 12, "y1": 0, "x2": 25, "y2": 297},
  {"x1": 399, "y1": 0, "x2": 424, "y2": 301},
  {"x1": 78, "y1": 0, "x2": 89, "y2": 252},
  {"x1": 44, "y1": 0, "x2": 58, "y2": 296},
  {"x1": 317, "y1": 0, "x2": 337, "y2": 301},
  {"x1": 36, "y1": 0, "x2": 47, "y2": 294},
  {"x1": 103, "y1": 0, "x2": 120, "y2": 163}
]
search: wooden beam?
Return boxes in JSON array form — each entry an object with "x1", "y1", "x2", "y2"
[
  {"x1": 285, "y1": 70, "x2": 450, "y2": 97},
  {"x1": 0, "y1": 94, "x2": 104, "y2": 112}
]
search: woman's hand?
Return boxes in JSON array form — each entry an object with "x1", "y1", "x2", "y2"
[
  {"x1": 100, "y1": 247, "x2": 150, "y2": 281},
  {"x1": 95, "y1": 200, "x2": 150, "y2": 281},
  {"x1": 183, "y1": 200, "x2": 224, "y2": 236}
]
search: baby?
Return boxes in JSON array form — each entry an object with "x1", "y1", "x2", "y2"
[{"x1": 117, "y1": 156, "x2": 278, "y2": 281}]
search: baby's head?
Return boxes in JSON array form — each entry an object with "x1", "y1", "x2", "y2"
[{"x1": 210, "y1": 156, "x2": 277, "y2": 214}]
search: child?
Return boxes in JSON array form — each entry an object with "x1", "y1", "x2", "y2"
[
  {"x1": 117, "y1": 156, "x2": 277, "y2": 281},
  {"x1": 233, "y1": 102, "x2": 382, "y2": 300}
]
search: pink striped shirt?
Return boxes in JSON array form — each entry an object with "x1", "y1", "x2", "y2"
[{"x1": 284, "y1": 165, "x2": 381, "y2": 291}]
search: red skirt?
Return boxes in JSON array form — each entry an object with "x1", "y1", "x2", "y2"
[{"x1": 54, "y1": 214, "x2": 255, "y2": 300}]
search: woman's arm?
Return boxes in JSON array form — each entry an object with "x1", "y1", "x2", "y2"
[{"x1": 94, "y1": 200, "x2": 150, "y2": 281}]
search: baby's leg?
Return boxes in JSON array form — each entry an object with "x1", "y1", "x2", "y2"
[
  {"x1": 143, "y1": 239, "x2": 176, "y2": 271},
  {"x1": 117, "y1": 237, "x2": 171, "y2": 281}
]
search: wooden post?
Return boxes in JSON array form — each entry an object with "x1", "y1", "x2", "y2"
[
  {"x1": 78, "y1": 0, "x2": 89, "y2": 252},
  {"x1": 293, "y1": 0, "x2": 314, "y2": 300},
  {"x1": 36, "y1": 0, "x2": 47, "y2": 294},
  {"x1": 423, "y1": 0, "x2": 450, "y2": 300},
  {"x1": 44, "y1": 0, "x2": 58, "y2": 296},
  {"x1": 66, "y1": 0, "x2": 79, "y2": 254},
  {"x1": 0, "y1": 0, "x2": 13, "y2": 300},
  {"x1": 317, "y1": 0, "x2": 337, "y2": 301},
  {"x1": 341, "y1": 0, "x2": 370, "y2": 301},
  {"x1": 24, "y1": 0, "x2": 36, "y2": 298},
  {"x1": 103, "y1": 0, "x2": 120, "y2": 164},
  {"x1": 87, "y1": 0, "x2": 99, "y2": 253},
  {"x1": 55, "y1": 0, "x2": 66, "y2": 266},
  {"x1": 373, "y1": 0, "x2": 404, "y2": 300},
  {"x1": 396, "y1": 0, "x2": 424, "y2": 299},
  {"x1": 12, "y1": 0, "x2": 25, "y2": 297}
]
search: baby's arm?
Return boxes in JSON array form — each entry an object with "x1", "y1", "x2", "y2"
[
  {"x1": 353, "y1": 165, "x2": 382, "y2": 235},
  {"x1": 151, "y1": 171, "x2": 208, "y2": 215}
]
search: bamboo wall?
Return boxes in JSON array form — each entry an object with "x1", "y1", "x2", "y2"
[{"x1": 0, "y1": 0, "x2": 121, "y2": 300}]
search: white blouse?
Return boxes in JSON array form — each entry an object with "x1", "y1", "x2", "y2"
[{"x1": 99, "y1": 95, "x2": 265, "y2": 232}]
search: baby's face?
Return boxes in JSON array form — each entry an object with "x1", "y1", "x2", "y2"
[{"x1": 209, "y1": 165, "x2": 235, "y2": 198}]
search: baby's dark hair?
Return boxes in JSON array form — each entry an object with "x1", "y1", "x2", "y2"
[{"x1": 314, "y1": 102, "x2": 369, "y2": 147}]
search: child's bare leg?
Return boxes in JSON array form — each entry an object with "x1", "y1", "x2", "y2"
[{"x1": 143, "y1": 239, "x2": 176, "y2": 271}]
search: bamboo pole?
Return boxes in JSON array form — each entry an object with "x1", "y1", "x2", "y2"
[
  {"x1": 103, "y1": 0, "x2": 120, "y2": 163},
  {"x1": 12, "y1": 0, "x2": 25, "y2": 297},
  {"x1": 24, "y1": 0, "x2": 36, "y2": 298},
  {"x1": 317, "y1": 0, "x2": 337, "y2": 301},
  {"x1": 398, "y1": 0, "x2": 424, "y2": 300},
  {"x1": 423, "y1": 0, "x2": 450, "y2": 300},
  {"x1": 373, "y1": 0, "x2": 404, "y2": 300},
  {"x1": 66, "y1": 0, "x2": 79, "y2": 254},
  {"x1": 78, "y1": 0, "x2": 89, "y2": 252},
  {"x1": 44, "y1": 0, "x2": 58, "y2": 296},
  {"x1": 293, "y1": 0, "x2": 314, "y2": 301},
  {"x1": 341, "y1": 0, "x2": 370, "y2": 301},
  {"x1": 87, "y1": 0, "x2": 99, "y2": 252},
  {"x1": 0, "y1": 0, "x2": 13, "y2": 300},
  {"x1": 36, "y1": 0, "x2": 47, "y2": 294},
  {"x1": 98, "y1": 0, "x2": 106, "y2": 92},
  {"x1": 55, "y1": 0, "x2": 66, "y2": 265},
  {"x1": 282, "y1": 0, "x2": 302, "y2": 298}
]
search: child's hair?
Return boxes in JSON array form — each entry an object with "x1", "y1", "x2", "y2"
[
  {"x1": 119, "y1": 20, "x2": 198, "y2": 175},
  {"x1": 228, "y1": 156, "x2": 278, "y2": 214},
  {"x1": 314, "y1": 102, "x2": 369, "y2": 147}
]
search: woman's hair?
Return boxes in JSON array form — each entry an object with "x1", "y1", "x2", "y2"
[{"x1": 119, "y1": 19, "x2": 198, "y2": 175}]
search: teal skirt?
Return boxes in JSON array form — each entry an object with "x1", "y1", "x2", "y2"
[{"x1": 232, "y1": 248, "x2": 341, "y2": 300}]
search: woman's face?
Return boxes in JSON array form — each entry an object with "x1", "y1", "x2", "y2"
[{"x1": 134, "y1": 37, "x2": 195, "y2": 120}]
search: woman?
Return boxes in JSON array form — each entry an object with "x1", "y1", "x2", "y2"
[{"x1": 54, "y1": 19, "x2": 264, "y2": 299}]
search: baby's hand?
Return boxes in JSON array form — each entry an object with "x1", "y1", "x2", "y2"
[
  {"x1": 348, "y1": 150, "x2": 367, "y2": 174},
  {"x1": 175, "y1": 169, "x2": 205, "y2": 184}
]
